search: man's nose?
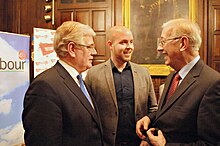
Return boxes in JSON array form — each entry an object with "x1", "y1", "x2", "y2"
[
  {"x1": 90, "y1": 47, "x2": 97, "y2": 55},
  {"x1": 126, "y1": 42, "x2": 134, "y2": 48},
  {"x1": 157, "y1": 45, "x2": 163, "y2": 52}
]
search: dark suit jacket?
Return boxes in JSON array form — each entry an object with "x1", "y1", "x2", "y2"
[
  {"x1": 150, "y1": 59, "x2": 220, "y2": 146},
  {"x1": 22, "y1": 62, "x2": 103, "y2": 146},
  {"x1": 85, "y1": 59, "x2": 158, "y2": 146}
]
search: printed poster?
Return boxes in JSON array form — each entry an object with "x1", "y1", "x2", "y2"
[
  {"x1": 0, "y1": 31, "x2": 30, "y2": 146},
  {"x1": 33, "y1": 28, "x2": 57, "y2": 77}
]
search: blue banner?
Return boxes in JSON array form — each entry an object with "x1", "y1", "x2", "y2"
[{"x1": 0, "y1": 31, "x2": 30, "y2": 146}]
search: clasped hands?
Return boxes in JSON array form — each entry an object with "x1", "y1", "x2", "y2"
[{"x1": 136, "y1": 116, "x2": 166, "y2": 146}]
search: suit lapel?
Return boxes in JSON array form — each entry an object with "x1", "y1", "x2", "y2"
[
  {"x1": 157, "y1": 72, "x2": 175, "y2": 112},
  {"x1": 54, "y1": 62, "x2": 101, "y2": 128},
  {"x1": 130, "y1": 63, "x2": 139, "y2": 114},
  {"x1": 155, "y1": 60, "x2": 204, "y2": 121},
  {"x1": 104, "y1": 60, "x2": 118, "y2": 109},
  {"x1": 156, "y1": 73, "x2": 196, "y2": 119}
]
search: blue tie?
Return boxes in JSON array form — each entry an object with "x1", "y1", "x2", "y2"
[{"x1": 77, "y1": 74, "x2": 94, "y2": 109}]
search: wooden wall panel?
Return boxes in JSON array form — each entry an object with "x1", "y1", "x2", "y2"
[
  {"x1": 56, "y1": 1, "x2": 112, "y2": 65},
  {"x1": 214, "y1": 9, "x2": 220, "y2": 31},
  {"x1": 76, "y1": 10, "x2": 90, "y2": 25},
  {"x1": 22, "y1": 0, "x2": 46, "y2": 35},
  {"x1": 0, "y1": 0, "x2": 5, "y2": 31},
  {"x1": 209, "y1": 1, "x2": 220, "y2": 72},
  {"x1": 213, "y1": 8, "x2": 220, "y2": 61},
  {"x1": 214, "y1": 35, "x2": 220, "y2": 57},
  {"x1": 152, "y1": 76, "x2": 166, "y2": 102},
  {"x1": 60, "y1": 11, "x2": 74, "y2": 23},
  {"x1": 92, "y1": 10, "x2": 106, "y2": 32},
  {"x1": 214, "y1": 61, "x2": 220, "y2": 72},
  {"x1": 94, "y1": 34, "x2": 106, "y2": 56}
]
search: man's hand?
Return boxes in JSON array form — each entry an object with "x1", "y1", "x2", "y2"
[
  {"x1": 147, "y1": 128, "x2": 166, "y2": 146},
  {"x1": 136, "y1": 116, "x2": 151, "y2": 139},
  {"x1": 139, "y1": 140, "x2": 150, "y2": 146}
]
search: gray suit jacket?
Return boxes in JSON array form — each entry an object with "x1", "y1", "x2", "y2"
[
  {"x1": 85, "y1": 59, "x2": 158, "y2": 146},
  {"x1": 150, "y1": 59, "x2": 220, "y2": 145},
  {"x1": 22, "y1": 62, "x2": 103, "y2": 146}
]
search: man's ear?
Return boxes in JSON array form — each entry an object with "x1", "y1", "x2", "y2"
[
  {"x1": 179, "y1": 36, "x2": 189, "y2": 51},
  {"x1": 107, "y1": 40, "x2": 113, "y2": 47},
  {"x1": 67, "y1": 42, "x2": 76, "y2": 57},
  {"x1": 107, "y1": 40, "x2": 113, "y2": 51}
]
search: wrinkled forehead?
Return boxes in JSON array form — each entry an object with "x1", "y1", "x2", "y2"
[
  {"x1": 81, "y1": 35, "x2": 94, "y2": 44},
  {"x1": 161, "y1": 27, "x2": 173, "y2": 38}
]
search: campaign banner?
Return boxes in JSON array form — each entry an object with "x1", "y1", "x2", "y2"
[
  {"x1": 33, "y1": 28, "x2": 57, "y2": 77},
  {"x1": 0, "y1": 31, "x2": 30, "y2": 146}
]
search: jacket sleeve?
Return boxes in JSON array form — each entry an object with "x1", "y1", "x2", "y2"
[
  {"x1": 22, "y1": 79, "x2": 63, "y2": 146},
  {"x1": 166, "y1": 79, "x2": 220, "y2": 146},
  {"x1": 147, "y1": 71, "x2": 158, "y2": 113}
]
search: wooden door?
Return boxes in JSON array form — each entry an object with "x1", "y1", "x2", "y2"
[
  {"x1": 208, "y1": 0, "x2": 220, "y2": 72},
  {"x1": 55, "y1": 0, "x2": 113, "y2": 65}
]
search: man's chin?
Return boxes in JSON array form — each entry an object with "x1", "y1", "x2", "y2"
[
  {"x1": 124, "y1": 57, "x2": 131, "y2": 62},
  {"x1": 87, "y1": 63, "x2": 93, "y2": 68}
]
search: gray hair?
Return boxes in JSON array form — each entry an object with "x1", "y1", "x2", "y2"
[
  {"x1": 53, "y1": 21, "x2": 96, "y2": 57},
  {"x1": 162, "y1": 18, "x2": 202, "y2": 51}
]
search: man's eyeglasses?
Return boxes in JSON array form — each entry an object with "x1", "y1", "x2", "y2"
[
  {"x1": 159, "y1": 36, "x2": 182, "y2": 47},
  {"x1": 74, "y1": 42, "x2": 95, "y2": 52}
]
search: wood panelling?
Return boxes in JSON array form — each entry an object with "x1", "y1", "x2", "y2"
[
  {"x1": 214, "y1": 35, "x2": 220, "y2": 57},
  {"x1": 208, "y1": 1, "x2": 220, "y2": 72},
  {"x1": 94, "y1": 34, "x2": 106, "y2": 55},
  {"x1": 21, "y1": 0, "x2": 54, "y2": 34},
  {"x1": 197, "y1": 0, "x2": 207, "y2": 63},
  {"x1": 0, "y1": 0, "x2": 5, "y2": 31},
  {"x1": 76, "y1": 10, "x2": 90, "y2": 25},
  {"x1": 56, "y1": 0, "x2": 112, "y2": 65},
  {"x1": 114, "y1": 0, "x2": 122, "y2": 25},
  {"x1": 57, "y1": 0, "x2": 109, "y2": 9},
  {"x1": 214, "y1": 9, "x2": 220, "y2": 31},
  {"x1": 92, "y1": 10, "x2": 106, "y2": 31},
  {"x1": 152, "y1": 76, "x2": 167, "y2": 102},
  {"x1": 60, "y1": 11, "x2": 74, "y2": 23}
]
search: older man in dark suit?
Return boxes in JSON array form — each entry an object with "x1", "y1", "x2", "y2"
[
  {"x1": 22, "y1": 21, "x2": 103, "y2": 146},
  {"x1": 136, "y1": 18, "x2": 220, "y2": 146}
]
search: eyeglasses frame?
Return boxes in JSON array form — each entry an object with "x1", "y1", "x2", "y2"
[
  {"x1": 159, "y1": 36, "x2": 182, "y2": 47},
  {"x1": 73, "y1": 42, "x2": 95, "y2": 52}
]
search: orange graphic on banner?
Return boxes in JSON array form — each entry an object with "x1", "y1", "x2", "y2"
[{"x1": 39, "y1": 43, "x2": 54, "y2": 56}]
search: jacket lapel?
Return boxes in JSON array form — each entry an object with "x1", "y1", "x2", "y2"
[
  {"x1": 157, "y1": 72, "x2": 175, "y2": 112},
  {"x1": 156, "y1": 73, "x2": 196, "y2": 119},
  {"x1": 104, "y1": 60, "x2": 118, "y2": 109},
  {"x1": 54, "y1": 62, "x2": 101, "y2": 128},
  {"x1": 130, "y1": 63, "x2": 139, "y2": 114},
  {"x1": 155, "y1": 59, "x2": 204, "y2": 121}
]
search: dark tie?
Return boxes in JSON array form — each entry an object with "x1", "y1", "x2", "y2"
[
  {"x1": 166, "y1": 73, "x2": 181, "y2": 102},
  {"x1": 77, "y1": 74, "x2": 94, "y2": 109}
]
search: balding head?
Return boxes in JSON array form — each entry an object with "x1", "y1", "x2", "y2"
[{"x1": 107, "y1": 26, "x2": 133, "y2": 43}]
